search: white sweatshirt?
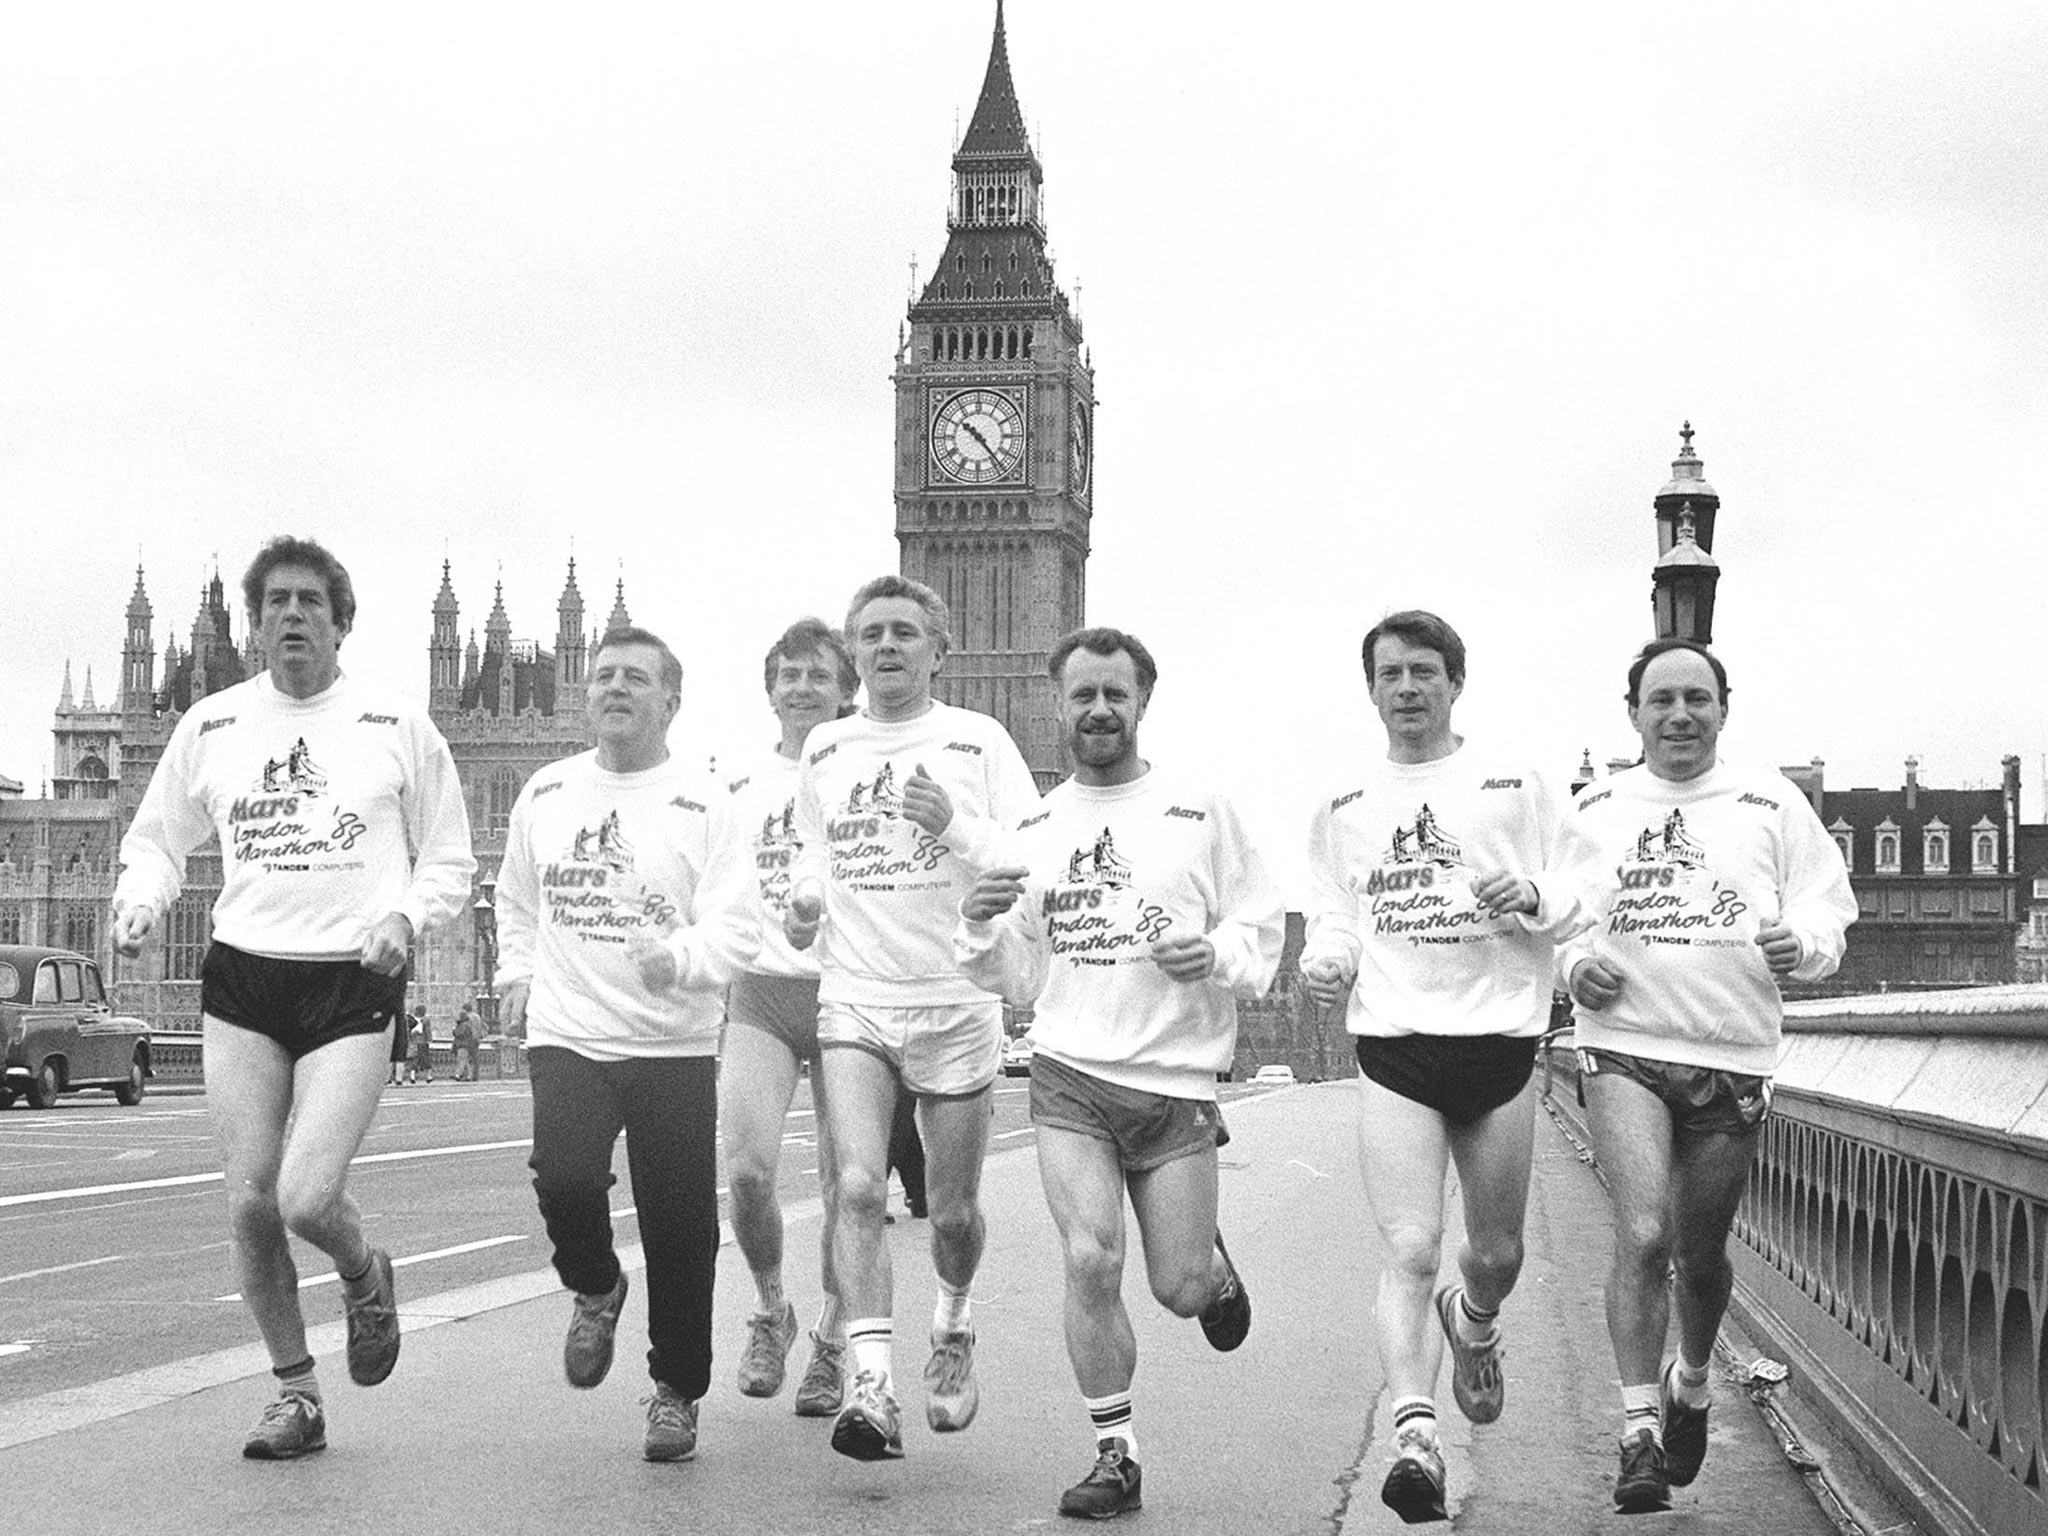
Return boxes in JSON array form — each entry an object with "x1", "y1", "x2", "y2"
[
  {"x1": 1554, "y1": 757, "x2": 1856, "y2": 1076},
  {"x1": 1301, "y1": 744, "x2": 1570, "y2": 1040},
  {"x1": 727, "y1": 748, "x2": 816, "y2": 980},
  {"x1": 792, "y1": 701, "x2": 1039, "y2": 1006},
  {"x1": 115, "y1": 670, "x2": 475, "y2": 959},
  {"x1": 954, "y1": 770, "x2": 1283, "y2": 1101},
  {"x1": 495, "y1": 750, "x2": 755, "y2": 1060}
]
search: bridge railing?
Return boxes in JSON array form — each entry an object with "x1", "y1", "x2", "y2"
[{"x1": 1547, "y1": 985, "x2": 2048, "y2": 1536}]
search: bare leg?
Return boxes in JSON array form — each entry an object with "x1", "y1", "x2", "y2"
[{"x1": 1038, "y1": 1126, "x2": 1134, "y2": 1397}]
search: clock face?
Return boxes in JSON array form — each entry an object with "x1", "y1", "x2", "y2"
[
  {"x1": 1069, "y1": 398, "x2": 1091, "y2": 495},
  {"x1": 931, "y1": 388, "x2": 1026, "y2": 485}
]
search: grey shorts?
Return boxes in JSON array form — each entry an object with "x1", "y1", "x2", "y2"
[
  {"x1": 1578, "y1": 1046, "x2": 1772, "y2": 1140},
  {"x1": 726, "y1": 972, "x2": 823, "y2": 1062},
  {"x1": 1029, "y1": 1052, "x2": 1227, "y2": 1173}
]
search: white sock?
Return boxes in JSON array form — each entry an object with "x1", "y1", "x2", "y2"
[
  {"x1": 1085, "y1": 1390, "x2": 1136, "y2": 1460},
  {"x1": 934, "y1": 1283, "x2": 972, "y2": 1335},
  {"x1": 848, "y1": 1317, "x2": 893, "y2": 1387}
]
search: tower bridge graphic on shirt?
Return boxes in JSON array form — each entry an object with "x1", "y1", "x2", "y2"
[
  {"x1": 760, "y1": 798, "x2": 798, "y2": 848},
  {"x1": 570, "y1": 809, "x2": 636, "y2": 874},
  {"x1": 844, "y1": 762, "x2": 903, "y2": 816},
  {"x1": 1383, "y1": 804, "x2": 1462, "y2": 867},
  {"x1": 257, "y1": 737, "x2": 327, "y2": 795},
  {"x1": 1630, "y1": 808, "x2": 1706, "y2": 869},
  {"x1": 1064, "y1": 827, "x2": 1133, "y2": 889}
]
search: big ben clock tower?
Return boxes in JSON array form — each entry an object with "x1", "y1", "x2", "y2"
[{"x1": 895, "y1": 1, "x2": 1094, "y2": 789}]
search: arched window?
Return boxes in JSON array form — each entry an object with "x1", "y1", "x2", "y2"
[{"x1": 1875, "y1": 823, "x2": 1900, "y2": 872}]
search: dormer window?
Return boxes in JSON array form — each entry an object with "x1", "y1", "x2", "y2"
[
  {"x1": 1875, "y1": 819, "x2": 1901, "y2": 873},
  {"x1": 1973, "y1": 818, "x2": 1999, "y2": 872},
  {"x1": 1922, "y1": 819, "x2": 1948, "y2": 873},
  {"x1": 1828, "y1": 818, "x2": 1853, "y2": 871}
]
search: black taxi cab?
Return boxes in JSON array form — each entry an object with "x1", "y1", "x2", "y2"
[{"x1": 0, "y1": 946, "x2": 153, "y2": 1109}]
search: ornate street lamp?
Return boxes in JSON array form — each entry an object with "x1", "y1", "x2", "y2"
[{"x1": 472, "y1": 873, "x2": 498, "y2": 1029}]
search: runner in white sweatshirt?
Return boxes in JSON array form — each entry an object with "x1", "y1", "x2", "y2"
[
  {"x1": 1555, "y1": 639, "x2": 1854, "y2": 1513},
  {"x1": 495, "y1": 625, "x2": 753, "y2": 1464},
  {"x1": 955, "y1": 626, "x2": 1281, "y2": 1521},
  {"x1": 112, "y1": 537, "x2": 475, "y2": 1461},
  {"x1": 782, "y1": 574, "x2": 1038, "y2": 1463},
  {"x1": 1296, "y1": 610, "x2": 1568, "y2": 1525},
  {"x1": 720, "y1": 617, "x2": 860, "y2": 1415}
]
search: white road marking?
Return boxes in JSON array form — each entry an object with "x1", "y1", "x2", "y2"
[
  {"x1": 0, "y1": 1343, "x2": 33, "y2": 1358},
  {"x1": 0, "y1": 1256, "x2": 126, "y2": 1287},
  {"x1": 1289, "y1": 1159, "x2": 1331, "y2": 1179},
  {"x1": 0, "y1": 1138, "x2": 535, "y2": 1210},
  {"x1": 215, "y1": 1235, "x2": 530, "y2": 1300}
]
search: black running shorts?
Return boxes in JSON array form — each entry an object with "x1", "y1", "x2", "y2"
[
  {"x1": 1353, "y1": 1032, "x2": 1537, "y2": 1125},
  {"x1": 201, "y1": 941, "x2": 408, "y2": 1063}
]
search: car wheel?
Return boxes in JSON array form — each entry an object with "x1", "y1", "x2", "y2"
[
  {"x1": 115, "y1": 1052, "x2": 146, "y2": 1107},
  {"x1": 26, "y1": 1059, "x2": 62, "y2": 1110}
]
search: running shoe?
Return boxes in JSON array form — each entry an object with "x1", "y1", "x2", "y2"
[
  {"x1": 1198, "y1": 1231, "x2": 1251, "y2": 1351},
  {"x1": 1614, "y1": 1428, "x2": 1671, "y2": 1513},
  {"x1": 343, "y1": 1247, "x2": 400, "y2": 1386},
  {"x1": 1379, "y1": 1423, "x2": 1448, "y2": 1523},
  {"x1": 241, "y1": 1391, "x2": 326, "y2": 1460},
  {"x1": 1660, "y1": 1360, "x2": 1710, "y2": 1487},
  {"x1": 643, "y1": 1383, "x2": 698, "y2": 1462},
  {"x1": 793, "y1": 1330, "x2": 846, "y2": 1418},
  {"x1": 925, "y1": 1327, "x2": 981, "y2": 1431},
  {"x1": 737, "y1": 1300, "x2": 800, "y2": 1398},
  {"x1": 1433, "y1": 1283, "x2": 1504, "y2": 1424},
  {"x1": 831, "y1": 1369, "x2": 905, "y2": 1461},
  {"x1": 564, "y1": 1270, "x2": 629, "y2": 1389},
  {"x1": 1058, "y1": 1439, "x2": 1143, "y2": 1520}
]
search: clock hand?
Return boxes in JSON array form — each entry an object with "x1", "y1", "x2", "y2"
[{"x1": 961, "y1": 419, "x2": 996, "y2": 455}]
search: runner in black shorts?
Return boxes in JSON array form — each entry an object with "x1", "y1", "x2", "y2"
[
  {"x1": 112, "y1": 537, "x2": 474, "y2": 1461},
  {"x1": 958, "y1": 627, "x2": 1285, "y2": 1520},
  {"x1": 1300, "y1": 612, "x2": 1574, "y2": 1523},
  {"x1": 721, "y1": 618, "x2": 859, "y2": 1415}
]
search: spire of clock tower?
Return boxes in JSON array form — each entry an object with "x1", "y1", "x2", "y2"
[{"x1": 892, "y1": 1, "x2": 1096, "y2": 789}]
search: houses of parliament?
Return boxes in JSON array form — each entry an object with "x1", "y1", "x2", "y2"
[{"x1": 0, "y1": 2, "x2": 1095, "y2": 1029}]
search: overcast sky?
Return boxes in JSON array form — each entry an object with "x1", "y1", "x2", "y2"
[{"x1": 4, "y1": 1, "x2": 2044, "y2": 899}]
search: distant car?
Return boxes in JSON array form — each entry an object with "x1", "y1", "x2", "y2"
[
  {"x1": 0, "y1": 946, "x2": 153, "y2": 1110},
  {"x1": 1249, "y1": 1064, "x2": 1297, "y2": 1087},
  {"x1": 1001, "y1": 1037, "x2": 1035, "y2": 1077}
]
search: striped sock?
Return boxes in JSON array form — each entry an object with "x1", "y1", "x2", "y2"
[
  {"x1": 1456, "y1": 1288, "x2": 1501, "y2": 1344},
  {"x1": 1392, "y1": 1395, "x2": 1437, "y2": 1445},
  {"x1": 1622, "y1": 1383, "x2": 1661, "y2": 1446},
  {"x1": 848, "y1": 1317, "x2": 893, "y2": 1388},
  {"x1": 1085, "y1": 1391, "x2": 1136, "y2": 1460},
  {"x1": 273, "y1": 1356, "x2": 320, "y2": 1402}
]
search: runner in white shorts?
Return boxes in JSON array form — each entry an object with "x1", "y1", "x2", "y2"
[{"x1": 784, "y1": 574, "x2": 1038, "y2": 1462}]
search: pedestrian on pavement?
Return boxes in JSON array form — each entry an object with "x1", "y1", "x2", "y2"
[
  {"x1": 720, "y1": 617, "x2": 859, "y2": 1415},
  {"x1": 409, "y1": 1006, "x2": 433, "y2": 1084},
  {"x1": 110, "y1": 535, "x2": 475, "y2": 1461},
  {"x1": 1298, "y1": 610, "x2": 1574, "y2": 1524},
  {"x1": 388, "y1": 1005, "x2": 410, "y2": 1087},
  {"x1": 956, "y1": 626, "x2": 1282, "y2": 1520},
  {"x1": 495, "y1": 626, "x2": 754, "y2": 1463},
  {"x1": 784, "y1": 574, "x2": 1039, "y2": 1463},
  {"x1": 451, "y1": 1004, "x2": 479, "y2": 1081},
  {"x1": 1556, "y1": 639, "x2": 1854, "y2": 1513}
]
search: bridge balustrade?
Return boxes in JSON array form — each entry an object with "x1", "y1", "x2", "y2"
[{"x1": 1727, "y1": 986, "x2": 2048, "y2": 1536}]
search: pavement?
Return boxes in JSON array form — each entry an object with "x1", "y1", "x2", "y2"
[{"x1": 1, "y1": 1080, "x2": 1873, "y2": 1535}]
